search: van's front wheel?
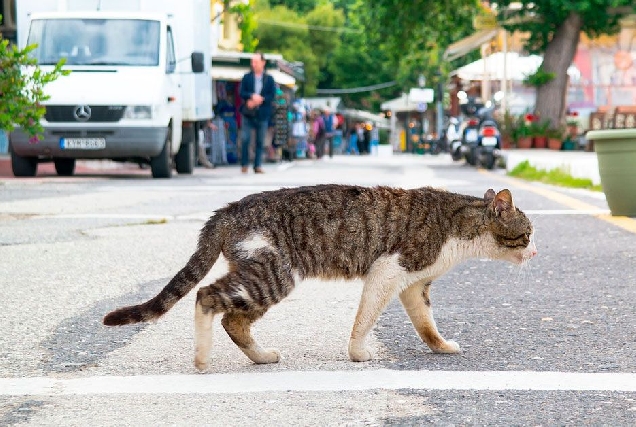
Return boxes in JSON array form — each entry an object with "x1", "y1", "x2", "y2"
[
  {"x1": 151, "y1": 128, "x2": 172, "y2": 179},
  {"x1": 10, "y1": 143, "x2": 37, "y2": 177}
]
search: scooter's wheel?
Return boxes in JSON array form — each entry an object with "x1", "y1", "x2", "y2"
[
  {"x1": 467, "y1": 146, "x2": 477, "y2": 166},
  {"x1": 483, "y1": 152, "x2": 496, "y2": 169},
  {"x1": 451, "y1": 148, "x2": 462, "y2": 161}
]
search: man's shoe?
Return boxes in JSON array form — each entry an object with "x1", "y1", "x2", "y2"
[
  {"x1": 254, "y1": 168, "x2": 265, "y2": 174},
  {"x1": 241, "y1": 166, "x2": 249, "y2": 174}
]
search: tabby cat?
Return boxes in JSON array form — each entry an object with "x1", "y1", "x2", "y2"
[{"x1": 104, "y1": 185, "x2": 536, "y2": 370}]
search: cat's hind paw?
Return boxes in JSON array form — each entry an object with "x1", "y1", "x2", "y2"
[
  {"x1": 243, "y1": 347, "x2": 281, "y2": 364},
  {"x1": 348, "y1": 346, "x2": 373, "y2": 362},
  {"x1": 431, "y1": 340, "x2": 461, "y2": 354}
]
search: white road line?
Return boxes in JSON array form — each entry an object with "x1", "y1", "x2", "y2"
[
  {"x1": 2, "y1": 370, "x2": 636, "y2": 396},
  {"x1": 524, "y1": 209, "x2": 610, "y2": 215}
]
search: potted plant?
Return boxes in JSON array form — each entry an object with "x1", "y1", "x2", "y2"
[
  {"x1": 566, "y1": 113, "x2": 579, "y2": 138},
  {"x1": 587, "y1": 128, "x2": 636, "y2": 216},
  {"x1": 530, "y1": 119, "x2": 549, "y2": 149},
  {"x1": 516, "y1": 120, "x2": 533, "y2": 149},
  {"x1": 547, "y1": 127, "x2": 564, "y2": 150},
  {"x1": 497, "y1": 111, "x2": 516, "y2": 149}
]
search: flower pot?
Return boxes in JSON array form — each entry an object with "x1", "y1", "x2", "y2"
[
  {"x1": 562, "y1": 140, "x2": 576, "y2": 150},
  {"x1": 567, "y1": 124, "x2": 578, "y2": 137},
  {"x1": 548, "y1": 138, "x2": 562, "y2": 150},
  {"x1": 587, "y1": 129, "x2": 636, "y2": 216},
  {"x1": 501, "y1": 135, "x2": 513, "y2": 149},
  {"x1": 533, "y1": 136, "x2": 547, "y2": 149},
  {"x1": 517, "y1": 136, "x2": 532, "y2": 149}
]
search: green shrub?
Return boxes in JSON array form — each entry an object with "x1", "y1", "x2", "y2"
[
  {"x1": 0, "y1": 21, "x2": 69, "y2": 138},
  {"x1": 509, "y1": 160, "x2": 602, "y2": 191}
]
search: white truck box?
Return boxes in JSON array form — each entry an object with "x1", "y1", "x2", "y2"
[{"x1": 10, "y1": 0, "x2": 213, "y2": 178}]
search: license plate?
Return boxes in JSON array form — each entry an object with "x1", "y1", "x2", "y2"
[
  {"x1": 60, "y1": 138, "x2": 106, "y2": 150},
  {"x1": 482, "y1": 136, "x2": 498, "y2": 146},
  {"x1": 465, "y1": 129, "x2": 478, "y2": 142}
]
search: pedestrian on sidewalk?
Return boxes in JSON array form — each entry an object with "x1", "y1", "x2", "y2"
[
  {"x1": 346, "y1": 125, "x2": 359, "y2": 155},
  {"x1": 239, "y1": 52, "x2": 276, "y2": 174},
  {"x1": 321, "y1": 107, "x2": 336, "y2": 158},
  {"x1": 197, "y1": 124, "x2": 214, "y2": 169}
]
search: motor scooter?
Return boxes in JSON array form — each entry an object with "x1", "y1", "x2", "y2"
[
  {"x1": 459, "y1": 117, "x2": 481, "y2": 165},
  {"x1": 458, "y1": 98, "x2": 484, "y2": 165},
  {"x1": 476, "y1": 119, "x2": 502, "y2": 169}
]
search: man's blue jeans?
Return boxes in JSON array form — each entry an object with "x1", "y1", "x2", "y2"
[{"x1": 241, "y1": 116, "x2": 268, "y2": 169}]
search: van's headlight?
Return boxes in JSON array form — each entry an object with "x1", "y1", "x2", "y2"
[{"x1": 123, "y1": 106, "x2": 152, "y2": 119}]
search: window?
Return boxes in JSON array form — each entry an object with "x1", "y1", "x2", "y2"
[
  {"x1": 28, "y1": 18, "x2": 160, "y2": 66},
  {"x1": 166, "y1": 26, "x2": 176, "y2": 74}
]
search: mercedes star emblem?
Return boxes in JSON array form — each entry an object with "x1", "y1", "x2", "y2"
[{"x1": 73, "y1": 105, "x2": 92, "y2": 122}]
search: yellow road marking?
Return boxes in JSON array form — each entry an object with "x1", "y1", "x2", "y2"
[{"x1": 479, "y1": 170, "x2": 636, "y2": 234}]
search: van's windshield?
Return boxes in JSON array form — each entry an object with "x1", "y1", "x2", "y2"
[{"x1": 28, "y1": 18, "x2": 161, "y2": 66}]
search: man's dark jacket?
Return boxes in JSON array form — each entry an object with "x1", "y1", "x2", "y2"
[{"x1": 239, "y1": 71, "x2": 276, "y2": 122}]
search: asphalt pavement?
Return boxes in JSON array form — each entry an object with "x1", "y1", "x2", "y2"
[{"x1": 0, "y1": 154, "x2": 634, "y2": 426}]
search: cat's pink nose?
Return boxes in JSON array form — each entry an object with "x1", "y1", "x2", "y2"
[{"x1": 529, "y1": 242, "x2": 537, "y2": 258}]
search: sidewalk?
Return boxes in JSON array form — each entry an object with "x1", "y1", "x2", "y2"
[
  {"x1": 0, "y1": 150, "x2": 602, "y2": 184},
  {"x1": 0, "y1": 154, "x2": 149, "y2": 178},
  {"x1": 502, "y1": 149, "x2": 600, "y2": 185}
]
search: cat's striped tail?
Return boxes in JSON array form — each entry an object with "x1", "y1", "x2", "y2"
[{"x1": 103, "y1": 216, "x2": 225, "y2": 326}]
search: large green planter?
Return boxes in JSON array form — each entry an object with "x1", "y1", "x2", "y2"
[{"x1": 587, "y1": 129, "x2": 636, "y2": 216}]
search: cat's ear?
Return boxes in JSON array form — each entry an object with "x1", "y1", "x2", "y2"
[
  {"x1": 492, "y1": 189, "x2": 515, "y2": 216},
  {"x1": 484, "y1": 189, "x2": 497, "y2": 202}
]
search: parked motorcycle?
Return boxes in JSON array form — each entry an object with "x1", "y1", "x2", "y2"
[
  {"x1": 476, "y1": 118, "x2": 502, "y2": 169},
  {"x1": 459, "y1": 117, "x2": 481, "y2": 165},
  {"x1": 458, "y1": 98, "x2": 484, "y2": 165},
  {"x1": 446, "y1": 117, "x2": 463, "y2": 161}
]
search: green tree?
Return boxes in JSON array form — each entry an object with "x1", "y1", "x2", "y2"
[
  {"x1": 327, "y1": 0, "x2": 398, "y2": 110},
  {"x1": 364, "y1": 0, "x2": 481, "y2": 93},
  {"x1": 497, "y1": 0, "x2": 636, "y2": 127},
  {"x1": 268, "y1": 0, "x2": 317, "y2": 15},
  {"x1": 252, "y1": 3, "x2": 345, "y2": 95},
  {"x1": 305, "y1": 3, "x2": 345, "y2": 74},
  {"x1": 0, "y1": 16, "x2": 68, "y2": 138}
]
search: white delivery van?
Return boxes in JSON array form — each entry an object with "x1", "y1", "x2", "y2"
[{"x1": 10, "y1": 0, "x2": 212, "y2": 178}]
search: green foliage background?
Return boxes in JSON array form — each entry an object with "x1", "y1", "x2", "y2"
[
  {"x1": 233, "y1": 0, "x2": 635, "y2": 120},
  {"x1": 0, "y1": 14, "x2": 69, "y2": 137},
  {"x1": 245, "y1": 0, "x2": 481, "y2": 110}
]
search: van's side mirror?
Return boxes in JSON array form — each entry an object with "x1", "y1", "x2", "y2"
[{"x1": 191, "y1": 52, "x2": 205, "y2": 73}]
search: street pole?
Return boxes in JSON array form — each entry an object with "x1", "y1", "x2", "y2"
[
  {"x1": 436, "y1": 77, "x2": 444, "y2": 145},
  {"x1": 418, "y1": 74, "x2": 426, "y2": 150},
  {"x1": 435, "y1": 51, "x2": 444, "y2": 147}
]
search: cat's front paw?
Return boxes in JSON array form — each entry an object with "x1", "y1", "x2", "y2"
[
  {"x1": 431, "y1": 340, "x2": 461, "y2": 354},
  {"x1": 348, "y1": 345, "x2": 373, "y2": 362},
  {"x1": 194, "y1": 357, "x2": 209, "y2": 372}
]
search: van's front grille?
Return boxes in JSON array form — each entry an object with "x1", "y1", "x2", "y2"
[{"x1": 45, "y1": 105, "x2": 125, "y2": 123}]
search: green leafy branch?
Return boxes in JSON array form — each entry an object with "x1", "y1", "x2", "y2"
[
  {"x1": 522, "y1": 67, "x2": 556, "y2": 87},
  {"x1": 0, "y1": 21, "x2": 69, "y2": 138}
]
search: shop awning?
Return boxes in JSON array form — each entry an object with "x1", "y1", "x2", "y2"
[
  {"x1": 268, "y1": 70, "x2": 296, "y2": 87},
  {"x1": 210, "y1": 66, "x2": 245, "y2": 82},
  {"x1": 210, "y1": 66, "x2": 296, "y2": 87},
  {"x1": 380, "y1": 93, "x2": 421, "y2": 113},
  {"x1": 443, "y1": 29, "x2": 498, "y2": 61}
]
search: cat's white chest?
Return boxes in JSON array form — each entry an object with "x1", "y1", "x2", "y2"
[{"x1": 370, "y1": 236, "x2": 490, "y2": 293}]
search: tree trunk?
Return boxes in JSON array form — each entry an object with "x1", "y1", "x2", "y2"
[{"x1": 534, "y1": 11, "x2": 583, "y2": 128}]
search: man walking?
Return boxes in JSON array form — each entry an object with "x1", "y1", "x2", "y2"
[
  {"x1": 321, "y1": 107, "x2": 336, "y2": 158},
  {"x1": 239, "y1": 52, "x2": 276, "y2": 174}
]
